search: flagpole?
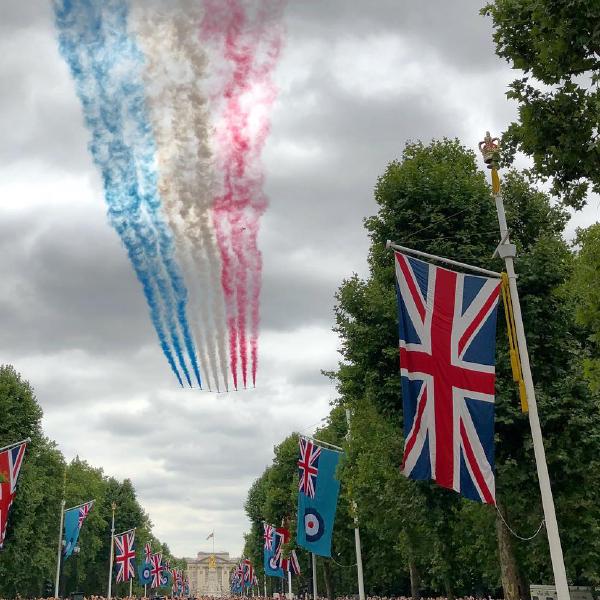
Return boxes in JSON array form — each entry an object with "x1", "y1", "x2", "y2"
[
  {"x1": 54, "y1": 467, "x2": 67, "y2": 598},
  {"x1": 345, "y1": 409, "x2": 365, "y2": 600},
  {"x1": 0, "y1": 437, "x2": 31, "y2": 454},
  {"x1": 54, "y1": 498, "x2": 65, "y2": 597},
  {"x1": 287, "y1": 569, "x2": 292, "y2": 599},
  {"x1": 64, "y1": 500, "x2": 96, "y2": 512},
  {"x1": 311, "y1": 554, "x2": 317, "y2": 600},
  {"x1": 480, "y1": 132, "x2": 570, "y2": 600},
  {"x1": 264, "y1": 575, "x2": 267, "y2": 598},
  {"x1": 107, "y1": 502, "x2": 116, "y2": 600},
  {"x1": 129, "y1": 577, "x2": 133, "y2": 597},
  {"x1": 386, "y1": 240, "x2": 502, "y2": 277}
]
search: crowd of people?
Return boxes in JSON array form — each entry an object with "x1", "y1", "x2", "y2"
[{"x1": 13, "y1": 595, "x2": 502, "y2": 600}]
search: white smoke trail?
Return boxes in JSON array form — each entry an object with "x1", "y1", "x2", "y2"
[
  {"x1": 135, "y1": 7, "x2": 215, "y2": 390},
  {"x1": 172, "y1": 4, "x2": 230, "y2": 392}
]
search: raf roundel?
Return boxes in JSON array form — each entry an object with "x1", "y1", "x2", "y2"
[{"x1": 303, "y1": 507, "x2": 324, "y2": 542}]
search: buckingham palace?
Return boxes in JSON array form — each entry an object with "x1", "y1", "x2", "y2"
[{"x1": 186, "y1": 551, "x2": 239, "y2": 597}]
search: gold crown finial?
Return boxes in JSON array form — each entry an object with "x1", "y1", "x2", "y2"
[{"x1": 479, "y1": 131, "x2": 500, "y2": 169}]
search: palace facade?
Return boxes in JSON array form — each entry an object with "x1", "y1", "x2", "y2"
[{"x1": 186, "y1": 551, "x2": 239, "y2": 597}]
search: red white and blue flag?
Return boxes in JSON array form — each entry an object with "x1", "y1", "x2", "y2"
[
  {"x1": 114, "y1": 529, "x2": 136, "y2": 583},
  {"x1": 78, "y1": 501, "x2": 93, "y2": 529},
  {"x1": 0, "y1": 440, "x2": 28, "y2": 548},
  {"x1": 298, "y1": 438, "x2": 321, "y2": 499},
  {"x1": 394, "y1": 251, "x2": 501, "y2": 504},
  {"x1": 243, "y1": 558, "x2": 254, "y2": 587},
  {"x1": 287, "y1": 550, "x2": 301, "y2": 576},
  {"x1": 150, "y1": 552, "x2": 163, "y2": 588},
  {"x1": 263, "y1": 522, "x2": 274, "y2": 550},
  {"x1": 144, "y1": 541, "x2": 152, "y2": 562}
]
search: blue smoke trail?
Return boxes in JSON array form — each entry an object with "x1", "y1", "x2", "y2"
[
  {"x1": 111, "y1": 0, "x2": 203, "y2": 388},
  {"x1": 53, "y1": 0, "x2": 201, "y2": 387}
]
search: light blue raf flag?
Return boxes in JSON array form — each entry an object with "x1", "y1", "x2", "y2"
[
  {"x1": 63, "y1": 500, "x2": 93, "y2": 559},
  {"x1": 263, "y1": 523, "x2": 284, "y2": 578},
  {"x1": 296, "y1": 438, "x2": 342, "y2": 557}
]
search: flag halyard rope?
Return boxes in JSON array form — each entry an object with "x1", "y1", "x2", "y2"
[{"x1": 501, "y1": 273, "x2": 528, "y2": 413}]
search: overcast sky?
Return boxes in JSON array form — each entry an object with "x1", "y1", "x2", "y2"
[{"x1": 1, "y1": 0, "x2": 598, "y2": 559}]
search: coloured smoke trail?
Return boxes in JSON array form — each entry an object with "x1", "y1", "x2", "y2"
[
  {"x1": 202, "y1": 0, "x2": 285, "y2": 389},
  {"x1": 53, "y1": 0, "x2": 284, "y2": 390}
]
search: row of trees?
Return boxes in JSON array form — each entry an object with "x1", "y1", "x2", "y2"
[
  {"x1": 241, "y1": 138, "x2": 600, "y2": 600},
  {"x1": 0, "y1": 365, "x2": 185, "y2": 598}
]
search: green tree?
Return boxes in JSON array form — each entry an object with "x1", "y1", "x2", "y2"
[
  {"x1": 571, "y1": 223, "x2": 600, "y2": 392},
  {"x1": 0, "y1": 365, "x2": 184, "y2": 597},
  {"x1": 482, "y1": 0, "x2": 600, "y2": 209},
  {"x1": 0, "y1": 366, "x2": 65, "y2": 598}
]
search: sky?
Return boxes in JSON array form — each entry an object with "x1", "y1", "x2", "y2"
[{"x1": 1, "y1": 0, "x2": 598, "y2": 560}]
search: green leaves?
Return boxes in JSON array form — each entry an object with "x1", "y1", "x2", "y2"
[
  {"x1": 483, "y1": 0, "x2": 600, "y2": 209},
  {"x1": 0, "y1": 366, "x2": 175, "y2": 597}
]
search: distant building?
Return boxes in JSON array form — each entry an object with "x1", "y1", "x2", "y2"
[{"x1": 186, "y1": 551, "x2": 239, "y2": 597}]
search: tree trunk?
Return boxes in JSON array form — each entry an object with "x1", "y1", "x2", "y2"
[
  {"x1": 444, "y1": 576, "x2": 455, "y2": 600},
  {"x1": 496, "y1": 501, "x2": 530, "y2": 600},
  {"x1": 322, "y1": 560, "x2": 335, "y2": 600},
  {"x1": 408, "y1": 558, "x2": 421, "y2": 600}
]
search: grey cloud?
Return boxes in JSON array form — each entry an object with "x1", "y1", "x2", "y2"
[{"x1": 286, "y1": 0, "x2": 497, "y2": 72}]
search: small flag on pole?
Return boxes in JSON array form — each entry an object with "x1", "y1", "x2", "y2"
[
  {"x1": 63, "y1": 500, "x2": 94, "y2": 559},
  {"x1": 263, "y1": 523, "x2": 283, "y2": 578},
  {"x1": 296, "y1": 438, "x2": 341, "y2": 557},
  {"x1": 287, "y1": 550, "x2": 301, "y2": 575},
  {"x1": 0, "y1": 440, "x2": 28, "y2": 549},
  {"x1": 114, "y1": 529, "x2": 136, "y2": 583},
  {"x1": 206, "y1": 531, "x2": 214, "y2": 540},
  {"x1": 150, "y1": 553, "x2": 163, "y2": 588}
]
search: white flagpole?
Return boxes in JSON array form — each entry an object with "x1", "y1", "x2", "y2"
[
  {"x1": 129, "y1": 576, "x2": 133, "y2": 597},
  {"x1": 311, "y1": 554, "x2": 317, "y2": 600},
  {"x1": 480, "y1": 133, "x2": 570, "y2": 600},
  {"x1": 287, "y1": 569, "x2": 292, "y2": 599},
  {"x1": 107, "y1": 502, "x2": 116, "y2": 599},
  {"x1": 0, "y1": 437, "x2": 31, "y2": 454},
  {"x1": 54, "y1": 498, "x2": 65, "y2": 597},
  {"x1": 264, "y1": 575, "x2": 267, "y2": 598},
  {"x1": 345, "y1": 409, "x2": 365, "y2": 600}
]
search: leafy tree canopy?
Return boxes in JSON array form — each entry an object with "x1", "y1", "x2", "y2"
[{"x1": 483, "y1": 0, "x2": 600, "y2": 208}]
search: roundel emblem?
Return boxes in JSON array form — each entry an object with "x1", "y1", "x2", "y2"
[
  {"x1": 138, "y1": 561, "x2": 152, "y2": 585},
  {"x1": 269, "y1": 556, "x2": 279, "y2": 570},
  {"x1": 304, "y1": 507, "x2": 324, "y2": 542}
]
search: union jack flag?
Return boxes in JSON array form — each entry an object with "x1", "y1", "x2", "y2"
[
  {"x1": 243, "y1": 558, "x2": 254, "y2": 586},
  {"x1": 274, "y1": 526, "x2": 290, "y2": 570},
  {"x1": 0, "y1": 441, "x2": 27, "y2": 548},
  {"x1": 263, "y1": 522, "x2": 274, "y2": 550},
  {"x1": 150, "y1": 552, "x2": 163, "y2": 588},
  {"x1": 394, "y1": 252, "x2": 501, "y2": 504},
  {"x1": 114, "y1": 529, "x2": 136, "y2": 583},
  {"x1": 78, "y1": 501, "x2": 93, "y2": 529},
  {"x1": 287, "y1": 550, "x2": 301, "y2": 575},
  {"x1": 144, "y1": 541, "x2": 152, "y2": 561},
  {"x1": 298, "y1": 438, "x2": 321, "y2": 498}
]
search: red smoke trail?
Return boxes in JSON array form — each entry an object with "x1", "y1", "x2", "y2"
[{"x1": 202, "y1": 0, "x2": 284, "y2": 389}]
